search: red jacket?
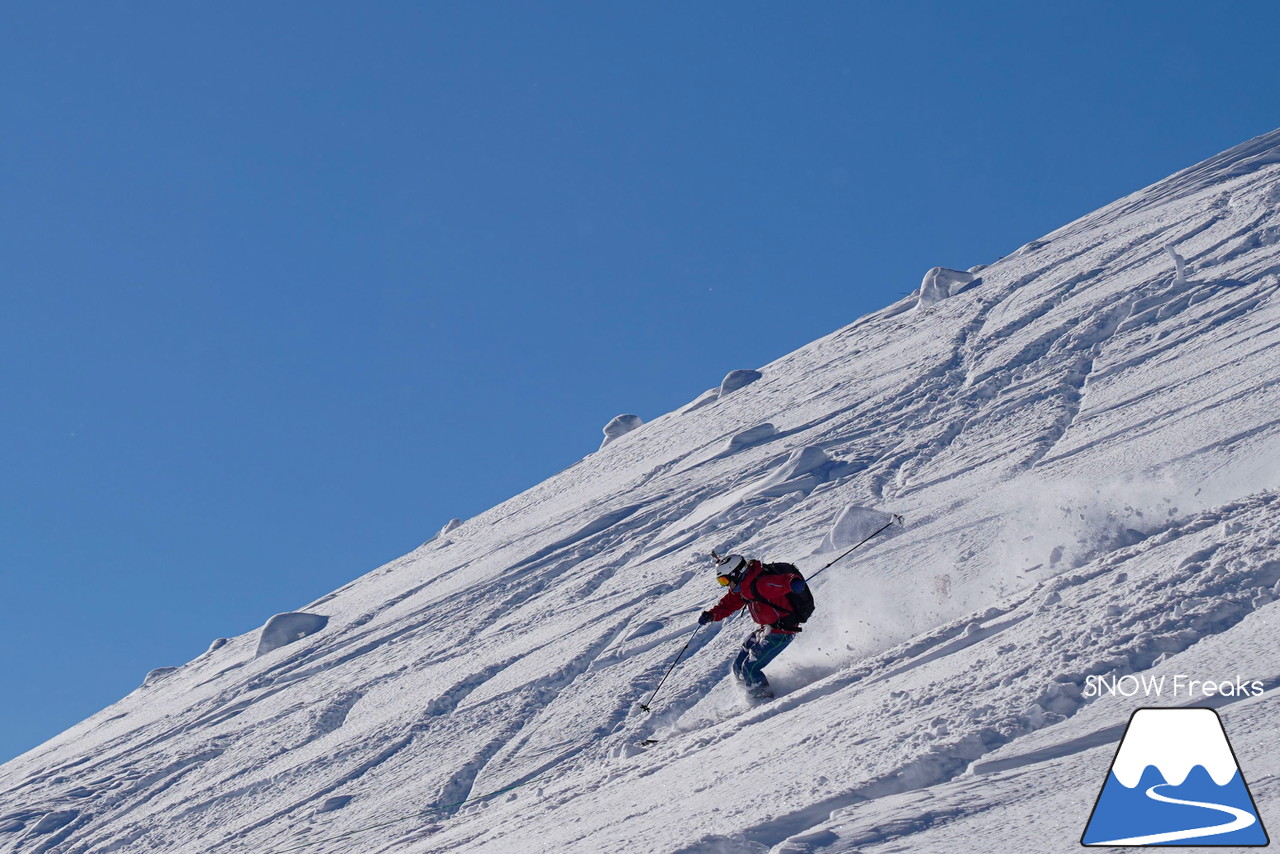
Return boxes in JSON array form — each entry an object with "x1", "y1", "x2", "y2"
[{"x1": 707, "y1": 560, "x2": 801, "y2": 634}]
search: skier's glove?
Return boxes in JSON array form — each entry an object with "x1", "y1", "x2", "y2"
[{"x1": 698, "y1": 611, "x2": 714, "y2": 625}]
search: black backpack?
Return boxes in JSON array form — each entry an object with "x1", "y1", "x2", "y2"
[{"x1": 750, "y1": 562, "x2": 815, "y2": 631}]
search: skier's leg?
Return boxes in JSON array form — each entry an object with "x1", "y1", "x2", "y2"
[
  {"x1": 732, "y1": 631, "x2": 758, "y2": 683},
  {"x1": 738, "y1": 630, "x2": 793, "y2": 693},
  {"x1": 738, "y1": 633, "x2": 768, "y2": 688}
]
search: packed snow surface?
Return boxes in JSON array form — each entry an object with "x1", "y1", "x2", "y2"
[{"x1": 3, "y1": 129, "x2": 1280, "y2": 853}]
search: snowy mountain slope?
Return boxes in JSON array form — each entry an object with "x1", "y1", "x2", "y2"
[
  {"x1": 2, "y1": 129, "x2": 1279, "y2": 854},
  {"x1": 755, "y1": 495, "x2": 1280, "y2": 853}
]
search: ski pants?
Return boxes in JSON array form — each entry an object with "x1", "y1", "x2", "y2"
[{"x1": 732, "y1": 626, "x2": 793, "y2": 689}]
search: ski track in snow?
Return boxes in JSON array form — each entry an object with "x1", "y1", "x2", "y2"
[{"x1": 3, "y1": 131, "x2": 1280, "y2": 854}]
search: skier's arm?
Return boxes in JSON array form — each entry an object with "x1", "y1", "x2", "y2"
[{"x1": 706, "y1": 590, "x2": 746, "y2": 621}]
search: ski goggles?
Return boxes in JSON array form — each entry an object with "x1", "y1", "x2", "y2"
[{"x1": 716, "y1": 574, "x2": 731, "y2": 586}]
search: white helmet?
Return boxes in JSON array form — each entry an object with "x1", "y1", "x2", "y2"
[{"x1": 715, "y1": 553, "x2": 748, "y2": 585}]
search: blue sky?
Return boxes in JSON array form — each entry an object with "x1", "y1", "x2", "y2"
[{"x1": 2, "y1": 2, "x2": 1279, "y2": 762}]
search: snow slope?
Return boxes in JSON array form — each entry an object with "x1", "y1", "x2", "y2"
[{"x1": 3, "y1": 129, "x2": 1280, "y2": 854}]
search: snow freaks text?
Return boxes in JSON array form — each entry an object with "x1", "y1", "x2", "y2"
[{"x1": 1084, "y1": 674, "x2": 1265, "y2": 699}]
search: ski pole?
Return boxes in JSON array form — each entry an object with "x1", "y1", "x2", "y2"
[
  {"x1": 807, "y1": 513, "x2": 903, "y2": 583},
  {"x1": 639, "y1": 622, "x2": 704, "y2": 713}
]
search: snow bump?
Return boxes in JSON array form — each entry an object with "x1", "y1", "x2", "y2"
[
  {"x1": 724, "y1": 423, "x2": 776, "y2": 452},
  {"x1": 316, "y1": 795, "x2": 353, "y2": 814},
  {"x1": 142, "y1": 667, "x2": 179, "y2": 688},
  {"x1": 821, "y1": 505, "x2": 898, "y2": 551},
  {"x1": 749, "y1": 446, "x2": 845, "y2": 498},
  {"x1": 600, "y1": 414, "x2": 643, "y2": 449},
  {"x1": 256, "y1": 612, "x2": 330, "y2": 657},
  {"x1": 31, "y1": 811, "x2": 77, "y2": 835},
  {"x1": 916, "y1": 267, "x2": 977, "y2": 309},
  {"x1": 204, "y1": 638, "x2": 229, "y2": 655},
  {"x1": 1166, "y1": 245, "x2": 1190, "y2": 286},
  {"x1": 719, "y1": 369, "x2": 762, "y2": 396}
]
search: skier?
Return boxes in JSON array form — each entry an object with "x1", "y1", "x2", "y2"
[{"x1": 698, "y1": 554, "x2": 813, "y2": 701}]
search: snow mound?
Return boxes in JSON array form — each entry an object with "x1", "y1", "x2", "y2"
[
  {"x1": 31, "y1": 811, "x2": 77, "y2": 835},
  {"x1": 820, "y1": 505, "x2": 898, "y2": 552},
  {"x1": 718, "y1": 369, "x2": 762, "y2": 396},
  {"x1": 1166, "y1": 245, "x2": 1190, "y2": 286},
  {"x1": 142, "y1": 667, "x2": 178, "y2": 688},
  {"x1": 204, "y1": 638, "x2": 229, "y2": 655},
  {"x1": 724, "y1": 423, "x2": 776, "y2": 452},
  {"x1": 440, "y1": 518, "x2": 462, "y2": 536},
  {"x1": 600, "y1": 414, "x2": 643, "y2": 449},
  {"x1": 316, "y1": 795, "x2": 353, "y2": 813},
  {"x1": 749, "y1": 446, "x2": 843, "y2": 498},
  {"x1": 917, "y1": 267, "x2": 977, "y2": 308},
  {"x1": 256, "y1": 612, "x2": 329, "y2": 658},
  {"x1": 678, "y1": 370, "x2": 763, "y2": 412}
]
